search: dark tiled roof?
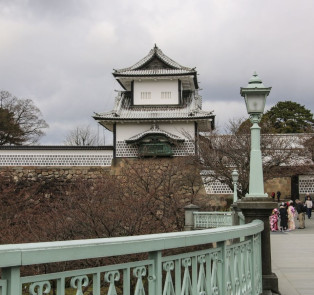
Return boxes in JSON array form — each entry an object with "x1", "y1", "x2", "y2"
[
  {"x1": 115, "y1": 69, "x2": 195, "y2": 76},
  {"x1": 114, "y1": 45, "x2": 195, "y2": 74},
  {"x1": 94, "y1": 92, "x2": 214, "y2": 121}
]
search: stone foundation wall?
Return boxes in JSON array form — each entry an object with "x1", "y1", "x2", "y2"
[
  {"x1": 264, "y1": 177, "x2": 291, "y2": 199},
  {"x1": 0, "y1": 164, "x2": 304, "y2": 203},
  {"x1": 0, "y1": 166, "x2": 111, "y2": 181},
  {"x1": 0, "y1": 166, "x2": 111, "y2": 195}
]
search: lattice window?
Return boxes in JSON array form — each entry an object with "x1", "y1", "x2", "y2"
[
  {"x1": 299, "y1": 175, "x2": 314, "y2": 194},
  {"x1": 0, "y1": 154, "x2": 113, "y2": 166},
  {"x1": 140, "y1": 92, "x2": 151, "y2": 100},
  {"x1": 161, "y1": 91, "x2": 171, "y2": 99}
]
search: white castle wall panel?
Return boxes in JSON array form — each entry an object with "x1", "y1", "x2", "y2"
[
  {"x1": 0, "y1": 150, "x2": 113, "y2": 166},
  {"x1": 161, "y1": 123, "x2": 195, "y2": 140},
  {"x1": 116, "y1": 124, "x2": 151, "y2": 141},
  {"x1": 116, "y1": 122, "x2": 195, "y2": 141},
  {"x1": 299, "y1": 175, "x2": 314, "y2": 194},
  {"x1": 133, "y1": 80, "x2": 179, "y2": 105}
]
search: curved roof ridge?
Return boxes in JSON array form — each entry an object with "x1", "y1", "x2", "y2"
[
  {"x1": 125, "y1": 124, "x2": 185, "y2": 143},
  {"x1": 115, "y1": 45, "x2": 194, "y2": 73}
]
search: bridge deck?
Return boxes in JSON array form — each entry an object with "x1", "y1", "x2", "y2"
[{"x1": 271, "y1": 216, "x2": 314, "y2": 295}]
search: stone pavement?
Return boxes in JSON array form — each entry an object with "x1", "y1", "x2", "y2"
[{"x1": 271, "y1": 214, "x2": 314, "y2": 295}]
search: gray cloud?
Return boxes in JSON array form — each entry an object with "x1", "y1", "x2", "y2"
[{"x1": 0, "y1": 0, "x2": 313, "y2": 144}]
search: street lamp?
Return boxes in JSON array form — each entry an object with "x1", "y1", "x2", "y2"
[
  {"x1": 238, "y1": 72, "x2": 279, "y2": 294},
  {"x1": 240, "y1": 72, "x2": 271, "y2": 197},
  {"x1": 231, "y1": 169, "x2": 239, "y2": 203}
]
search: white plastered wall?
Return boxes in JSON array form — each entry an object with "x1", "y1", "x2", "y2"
[
  {"x1": 133, "y1": 80, "x2": 179, "y2": 105},
  {"x1": 0, "y1": 149, "x2": 113, "y2": 166},
  {"x1": 116, "y1": 122, "x2": 195, "y2": 141}
]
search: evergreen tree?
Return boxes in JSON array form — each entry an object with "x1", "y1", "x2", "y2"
[
  {"x1": 238, "y1": 100, "x2": 314, "y2": 134},
  {"x1": 263, "y1": 101, "x2": 314, "y2": 133}
]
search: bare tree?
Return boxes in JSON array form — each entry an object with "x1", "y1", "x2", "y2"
[
  {"x1": 199, "y1": 118, "x2": 313, "y2": 198},
  {"x1": 64, "y1": 125, "x2": 99, "y2": 146},
  {"x1": 0, "y1": 90, "x2": 48, "y2": 145}
]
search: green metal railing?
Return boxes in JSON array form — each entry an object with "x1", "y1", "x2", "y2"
[
  {"x1": 193, "y1": 212, "x2": 233, "y2": 228},
  {"x1": 0, "y1": 220, "x2": 263, "y2": 295},
  {"x1": 238, "y1": 212, "x2": 245, "y2": 225}
]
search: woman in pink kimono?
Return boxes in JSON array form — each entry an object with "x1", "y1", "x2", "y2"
[
  {"x1": 287, "y1": 201, "x2": 296, "y2": 230},
  {"x1": 270, "y1": 208, "x2": 279, "y2": 231}
]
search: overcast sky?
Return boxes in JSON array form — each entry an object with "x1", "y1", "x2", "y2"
[{"x1": 1, "y1": 0, "x2": 313, "y2": 145}]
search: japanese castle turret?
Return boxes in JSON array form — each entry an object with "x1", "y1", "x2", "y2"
[{"x1": 93, "y1": 45, "x2": 215, "y2": 158}]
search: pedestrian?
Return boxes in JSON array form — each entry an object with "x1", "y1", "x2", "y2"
[
  {"x1": 271, "y1": 192, "x2": 275, "y2": 201},
  {"x1": 287, "y1": 201, "x2": 296, "y2": 230},
  {"x1": 296, "y1": 199, "x2": 306, "y2": 229},
  {"x1": 270, "y1": 208, "x2": 279, "y2": 231},
  {"x1": 305, "y1": 196, "x2": 313, "y2": 219},
  {"x1": 279, "y1": 202, "x2": 288, "y2": 231},
  {"x1": 277, "y1": 191, "x2": 281, "y2": 202},
  {"x1": 305, "y1": 192, "x2": 312, "y2": 202}
]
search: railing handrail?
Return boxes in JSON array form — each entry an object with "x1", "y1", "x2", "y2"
[
  {"x1": 0, "y1": 220, "x2": 263, "y2": 268},
  {"x1": 193, "y1": 211, "x2": 232, "y2": 215}
]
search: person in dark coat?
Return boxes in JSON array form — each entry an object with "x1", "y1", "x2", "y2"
[
  {"x1": 279, "y1": 202, "x2": 288, "y2": 231},
  {"x1": 277, "y1": 191, "x2": 281, "y2": 202}
]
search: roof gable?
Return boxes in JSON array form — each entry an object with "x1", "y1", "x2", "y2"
[
  {"x1": 113, "y1": 45, "x2": 199, "y2": 91},
  {"x1": 139, "y1": 56, "x2": 174, "y2": 70},
  {"x1": 114, "y1": 45, "x2": 194, "y2": 73}
]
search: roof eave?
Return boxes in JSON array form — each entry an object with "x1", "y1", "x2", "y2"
[
  {"x1": 113, "y1": 72, "x2": 196, "y2": 78},
  {"x1": 93, "y1": 115, "x2": 215, "y2": 122}
]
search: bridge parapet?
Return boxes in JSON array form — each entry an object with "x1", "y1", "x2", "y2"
[
  {"x1": 193, "y1": 211, "x2": 246, "y2": 229},
  {"x1": 0, "y1": 220, "x2": 263, "y2": 295},
  {"x1": 193, "y1": 211, "x2": 233, "y2": 228}
]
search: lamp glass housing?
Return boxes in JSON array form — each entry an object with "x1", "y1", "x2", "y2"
[
  {"x1": 231, "y1": 170, "x2": 239, "y2": 183},
  {"x1": 244, "y1": 94, "x2": 266, "y2": 114}
]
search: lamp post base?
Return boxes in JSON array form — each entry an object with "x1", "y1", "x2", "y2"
[
  {"x1": 262, "y1": 273, "x2": 280, "y2": 295},
  {"x1": 237, "y1": 197, "x2": 279, "y2": 295}
]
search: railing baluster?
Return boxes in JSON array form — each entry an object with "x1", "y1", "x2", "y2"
[
  {"x1": 123, "y1": 268, "x2": 130, "y2": 295},
  {"x1": 93, "y1": 273, "x2": 101, "y2": 295},
  {"x1": 175, "y1": 259, "x2": 181, "y2": 295},
  {"x1": 206, "y1": 254, "x2": 211, "y2": 295},
  {"x1": 148, "y1": 251, "x2": 162, "y2": 295},
  {"x1": 191, "y1": 256, "x2": 197, "y2": 295},
  {"x1": 56, "y1": 277, "x2": 65, "y2": 295},
  {"x1": 217, "y1": 241, "x2": 227, "y2": 295},
  {"x1": 2, "y1": 266, "x2": 21, "y2": 295},
  {"x1": 0, "y1": 279, "x2": 7, "y2": 295}
]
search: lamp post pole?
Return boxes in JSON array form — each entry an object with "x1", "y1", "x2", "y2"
[
  {"x1": 237, "y1": 72, "x2": 279, "y2": 295},
  {"x1": 232, "y1": 169, "x2": 239, "y2": 203},
  {"x1": 248, "y1": 113, "x2": 266, "y2": 197},
  {"x1": 231, "y1": 169, "x2": 240, "y2": 227}
]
